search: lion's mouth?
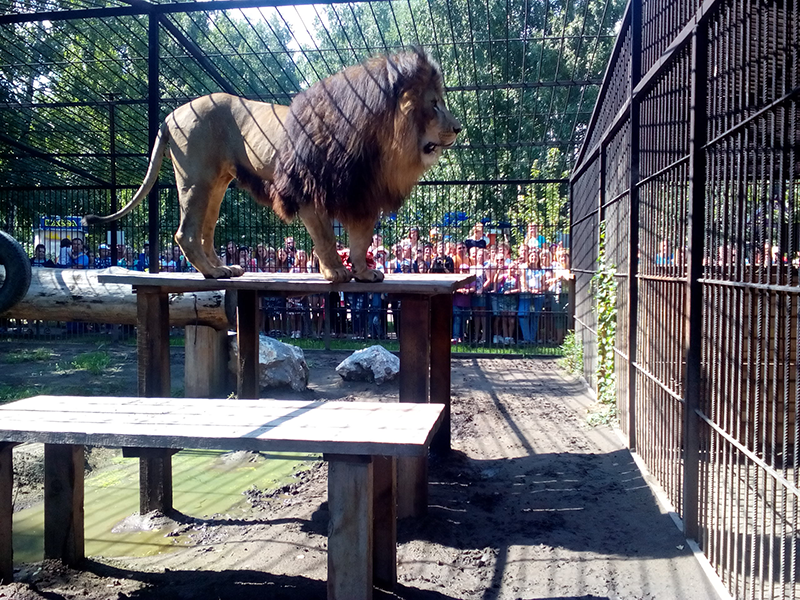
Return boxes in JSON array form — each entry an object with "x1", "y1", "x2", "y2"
[{"x1": 423, "y1": 140, "x2": 456, "y2": 154}]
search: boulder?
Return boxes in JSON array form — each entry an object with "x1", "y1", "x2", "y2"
[
  {"x1": 230, "y1": 334, "x2": 309, "y2": 391},
  {"x1": 336, "y1": 345, "x2": 400, "y2": 385}
]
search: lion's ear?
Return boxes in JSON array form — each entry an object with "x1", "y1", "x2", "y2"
[{"x1": 398, "y1": 90, "x2": 415, "y2": 115}]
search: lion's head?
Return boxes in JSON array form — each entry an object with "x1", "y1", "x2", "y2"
[{"x1": 270, "y1": 48, "x2": 461, "y2": 225}]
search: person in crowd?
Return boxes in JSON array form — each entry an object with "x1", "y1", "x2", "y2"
[
  {"x1": 469, "y1": 247, "x2": 489, "y2": 344},
  {"x1": 464, "y1": 222, "x2": 489, "y2": 251},
  {"x1": 538, "y1": 248, "x2": 561, "y2": 343},
  {"x1": 31, "y1": 244, "x2": 55, "y2": 268},
  {"x1": 224, "y1": 240, "x2": 237, "y2": 266},
  {"x1": 516, "y1": 244, "x2": 534, "y2": 344},
  {"x1": 285, "y1": 249, "x2": 308, "y2": 339},
  {"x1": 94, "y1": 243, "x2": 112, "y2": 269},
  {"x1": 495, "y1": 257, "x2": 520, "y2": 345},
  {"x1": 284, "y1": 236, "x2": 296, "y2": 268},
  {"x1": 276, "y1": 247, "x2": 290, "y2": 272},
  {"x1": 165, "y1": 245, "x2": 187, "y2": 272},
  {"x1": 526, "y1": 248, "x2": 546, "y2": 343},
  {"x1": 393, "y1": 241, "x2": 413, "y2": 273},
  {"x1": 431, "y1": 240, "x2": 454, "y2": 273},
  {"x1": 136, "y1": 242, "x2": 150, "y2": 272},
  {"x1": 117, "y1": 245, "x2": 135, "y2": 269},
  {"x1": 55, "y1": 238, "x2": 72, "y2": 267},
  {"x1": 451, "y1": 240, "x2": 469, "y2": 272},
  {"x1": 408, "y1": 226, "x2": 421, "y2": 253},
  {"x1": 370, "y1": 233, "x2": 384, "y2": 254},
  {"x1": 69, "y1": 237, "x2": 89, "y2": 269},
  {"x1": 525, "y1": 223, "x2": 547, "y2": 249},
  {"x1": 86, "y1": 249, "x2": 96, "y2": 269},
  {"x1": 254, "y1": 243, "x2": 270, "y2": 272},
  {"x1": 414, "y1": 243, "x2": 433, "y2": 273},
  {"x1": 370, "y1": 247, "x2": 389, "y2": 339},
  {"x1": 237, "y1": 246, "x2": 257, "y2": 272}
]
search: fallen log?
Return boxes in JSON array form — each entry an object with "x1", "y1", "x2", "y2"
[{"x1": 0, "y1": 267, "x2": 234, "y2": 330}]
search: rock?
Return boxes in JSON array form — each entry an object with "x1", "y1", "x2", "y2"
[
  {"x1": 335, "y1": 345, "x2": 400, "y2": 385},
  {"x1": 229, "y1": 334, "x2": 309, "y2": 391}
]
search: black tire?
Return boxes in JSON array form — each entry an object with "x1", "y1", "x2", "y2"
[{"x1": 0, "y1": 230, "x2": 32, "y2": 314}]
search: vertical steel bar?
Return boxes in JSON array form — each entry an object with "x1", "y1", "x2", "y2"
[
  {"x1": 682, "y1": 21, "x2": 708, "y2": 542},
  {"x1": 109, "y1": 97, "x2": 118, "y2": 265},
  {"x1": 147, "y1": 8, "x2": 160, "y2": 273}
]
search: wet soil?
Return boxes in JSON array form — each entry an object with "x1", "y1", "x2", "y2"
[{"x1": 0, "y1": 342, "x2": 722, "y2": 600}]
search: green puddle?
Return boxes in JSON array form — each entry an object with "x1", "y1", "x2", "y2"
[{"x1": 13, "y1": 449, "x2": 318, "y2": 563}]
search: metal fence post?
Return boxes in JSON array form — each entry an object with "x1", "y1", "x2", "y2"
[
  {"x1": 682, "y1": 22, "x2": 709, "y2": 544},
  {"x1": 625, "y1": 0, "x2": 643, "y2": 451},
  {"x1": 147, "y1": 8, "x2": 160, "y2": 273}
]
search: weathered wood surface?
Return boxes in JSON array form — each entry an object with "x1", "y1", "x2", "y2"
[
  {"x1": 98, "y1": 270, "x2": 475, "y2": 296},
  {"x1": 371, "y1": 455, "x2": 397, "y2": 588},
  {"x1": 1, "y1": 267, "x2": 232, "y2": 330},
  {"x1": 0, "y1": 396, "x2": 445, "y2": 457},
  {"x1": 43, "y1": 444, "x2": 84, "y2": 565},
  {"x1": 326, "y1": 455, "x2": 373, "y2": 600},
  {"x1": 0, "y1": 443, "x2": 14, "y2": 584}
]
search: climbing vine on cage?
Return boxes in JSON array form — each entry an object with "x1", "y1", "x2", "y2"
[{"x1": 591, "y1": 223, "x2": 617, "y2": 416}]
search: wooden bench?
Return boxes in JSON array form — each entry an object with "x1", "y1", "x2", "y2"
[{"x1": 0, "y1": 395, "x2": 444, "y2": 600}]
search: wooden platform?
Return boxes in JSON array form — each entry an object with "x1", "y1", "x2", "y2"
[
  {"x1": 97, "y1": 270, "x2": 473, "y2": 520},
  {"x1": 0, "y1": 395, "x2": 445, "y2": 599}
]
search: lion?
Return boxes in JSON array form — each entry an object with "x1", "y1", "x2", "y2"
[{"x1": 84, "y1": 48, "x2": 461, "y2": 282}]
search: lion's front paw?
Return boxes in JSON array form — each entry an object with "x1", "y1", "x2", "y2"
[
  {"x1": 353, "y1": 268, "x2": 385, "y2": 283},
  {"x1": 202, "y1": 265, "x2": 244, "y2": 279},
  {"x1": 321, "y1": 265, "x2": 353, "y2": 283}
]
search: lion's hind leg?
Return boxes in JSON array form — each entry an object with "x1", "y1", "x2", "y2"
[
  {"x1": 347, "y1": 218, "x2": 384, "y2": 283},
  {"x1": 175, "y1": 179, "x2": 242, "y2": 279},
  {"x1": 297, "y1": 204, "x2": 351, "y2": 283}
]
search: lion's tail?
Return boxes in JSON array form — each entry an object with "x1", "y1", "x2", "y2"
[{"x1": 82, "y1": 123, "x2": 170, "y2": 227}]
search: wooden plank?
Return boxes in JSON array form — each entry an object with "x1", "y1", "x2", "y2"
[
  {"x1": 430, "y1": 294, "x2": 452, "y2": 453},
  {"x1": 100, "y1": 271, "x2": 475, "y2": 296},
  {"x1": 0, "y1": 443, "x2": 14, "y2": 583},
  {"x1": 326, "y1": 454, "x2": 373, "y2": 600},
  {"x1": 372, "y1": 455, "x2": 396, "y2": 589},
  {"x1": 44, "y1": 444, "x2": 84, "y2": 565},
  {"x1": 0, "y1": 398, "x2": 446, "y2": 458},
  {"x1": 398, "y1": 294, "x2": 430, "y2": 519},
  {"x1": 236, "y1": 289, "x2": 260, "y2": 400}
]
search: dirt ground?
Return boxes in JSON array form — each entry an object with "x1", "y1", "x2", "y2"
[{"x1": 0, "y1": 342, "x2": 723, "y2": 600}]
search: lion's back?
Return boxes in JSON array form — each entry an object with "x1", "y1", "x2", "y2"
[{"x1": 166, "y1": 94, "x2": 289, "y2": 180}]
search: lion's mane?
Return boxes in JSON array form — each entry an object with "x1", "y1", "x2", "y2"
[{"x1": 269, "y1": 49, "x2": 444, "y2": 224}]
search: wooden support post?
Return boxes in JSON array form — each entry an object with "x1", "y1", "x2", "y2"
[
  {"x1": 185, "y1": 325, "x2": 229, "y2": 398},
  {"x1": 326, "y1": 454, "x2": 373, "y2": 600},
  {"x1": 44, "y1": 444, "x2": 84, "y2": 565},
  {"x1": 237, "y1": 289, "x2": 260, "y2": 400},
  {"x1": 135, "y1": 286, "x2": 173, "y2": 514},
  {"x1": 430, "y1": 294, "x2": 452, "y2": 453},
  {"x1": 136, "y1": 287, "x2": 171, "y2": 398},
  {"x1": 397, "y1": 295, "x2": 430, "y2": 518},
  {"x1": 0, "y1": 443, "x2": 15, "y2": 583},
  {"x1": 372, "y1": 455, "x2": 396, "y2": 589},
  {"x1": 139, "y1": 448, "x2": 175, "y2": 514}
]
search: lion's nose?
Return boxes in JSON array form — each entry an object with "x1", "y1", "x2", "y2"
[{"x1": 453, "y1": 125, "x2": 462, "y2": 134}]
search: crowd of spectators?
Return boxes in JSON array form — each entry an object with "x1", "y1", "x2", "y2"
[{"x1": 30, "y1": 224, "x2": 573, "y2": 346}]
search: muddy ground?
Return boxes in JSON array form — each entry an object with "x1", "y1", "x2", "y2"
[{"x1": 0, "y1": 342, "x2": 722, "y2": 600}]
